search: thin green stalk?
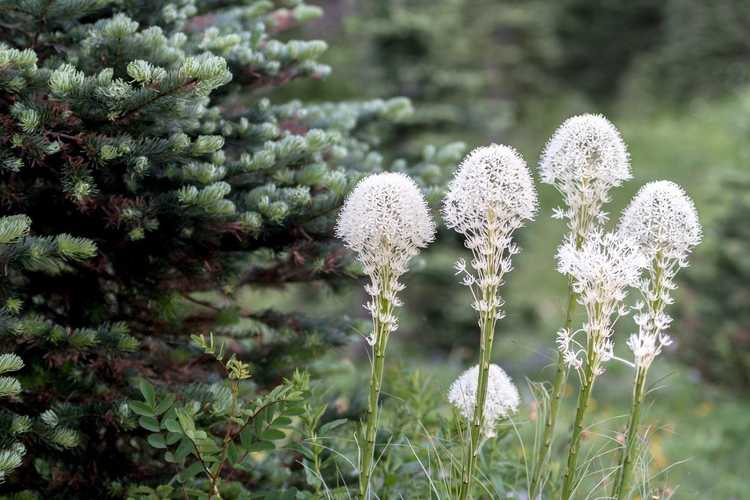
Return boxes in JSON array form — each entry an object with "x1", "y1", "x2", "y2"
[
  {"x1": 359, "y1": 276, "x2": 392, "y2": 499},
  {"x1": 529, "y1": 287, "x2": 577, "y2": 499},
  {"x1": 457, "y1": 312, "x2": 495, "y2": 500},
  {"x1": 612, "y1": 366, "x2": 648, "y2": 499},
  {"x1": 560, "y1": 342, "x2": 597, "y2": 500},
  {"x1": 458, "y1": 214, "x2": 500, "y2": 500}
]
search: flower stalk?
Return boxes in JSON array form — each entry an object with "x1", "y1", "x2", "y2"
[
  {"x1": 611, "y1": 364, "x2": 648, "y2": 499},
  {"x1": 610, "y1": 181, "x2": 702, "y2": 499},
  {"x1": 555, "y1": 230, "x2": 645, "y2": 500},
  {"x1": 443, "y1": 144, "x2": 537, "y2": 498},
  {"x1": 459, "y1": 285, "x2": 499, "y2": 500},
  {"x1": 560, "y1": 303, "x2": 604, "y2": 500},
  {"x1": 335, "y1": 172, "x2": 435, "y2": 498},
  {"x1": 359, "y1": 268, "x2": 393, "y2": 499},
  {"x1": 448, "y1": 361, "x2": 520, "y2": 500},
  {"x1": 529, "y1": 286, "x2": 577, "y2": 499},
  {"x1": 535, "y1": 114, "x2": 631, "y2": 499}
]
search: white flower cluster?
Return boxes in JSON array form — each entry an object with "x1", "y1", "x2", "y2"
[
  {"x1": 617, "y1": 181, "x2": 702, "y2": 368},
  {"x1": 540, "y1": 114, "x2": 631, "y2": 241},
  {"x1": 336, "y1": 172, "x2": 435, "y2": 341},
  {"x1": 448, "y1": 364, "x2": 520, "y2": 438},
  {"x1": 443, "y1": 145, "x2": 538, "y2": 321},
  {"x1": 556, "y1": 230, "x2": 647, "y2": 374}
]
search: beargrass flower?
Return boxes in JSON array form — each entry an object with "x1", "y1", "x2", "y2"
[
  {"x1": 336, "y1": 171, "x2": 434, "y2": 499},
  {"x1": 336, "y1": 172, "x2": 435, "y2": 342},
  {"x1": 448, "y1": 364, "x2": 520, "y2": 438},
  {"x1": 558, "y1": 228, "x2": 646, "y2": 500},
  {"x1": 442, "y1": 144, "x2": 536, "y2": 500},
  {"x1": 555, "y1": 229, "x2": 647, "y2": 375},
  {"x1": 443, "y1": 144, "x2": 537, "y2": 320},
  {"x1": 617, "y1": 181, "x2": 701, "y2": 368},
  {"x1": 611, "y1": 181, "x2": 701, "y2": 499},
  {"x1": 531, "y1": 114, "x2": 631, "y2": 499},
  {"x1": 540, "y1": 114, "x2": 630, "y2": 241}
]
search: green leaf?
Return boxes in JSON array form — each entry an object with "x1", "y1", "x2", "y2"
[
  {"x1": 273, "y1": 416, "x2": 293, "y2": 426},
  {"x1": 249, "y1": 440, "x2": 275, "y2": 452},
  {"x1": 163, "y1": 417, "x2": 181, "y2": 433},
  {"x1": 227, "y1": 442, "x2": 239, "y2": 464},
  {"x1": 320, "y1": 418, "x2": 348, "y2": 434},
  {"x1": 175, "y1": 407, "x2": 195, "y2": 433},
  {"x1": 285, "y1": 405, "x2": 306, "y2": 416},
  {"x1": 129, "y1": 400, "x2": 155, "y2": 417},
  {"x1": 138, "y1": 416, "x2": 160, "y2": 432},
  {"x1": 179, "y1": 461, "x2": 204, "y2": 482},
  {"x1": 165, "y1": 432, "x2": 181, "y2": 446},
  {"x1": 175, "y1": 438, "x2": 193, "y2": 461},
  {"x1": 239, "y1": 426, "x2": 254, "y2": 449},
  {"x1": 154, "y1": 394, "x2": 175, "y2": 415},
  {"x1": 147, "y1": 433, "x2": 167, "y2": 449},
  {"x1": 260, "y1": 429, "x2": 285, "y2": 441},
  {"x1": 138, "y1": 378, "x2": 156, "y2": 406}
]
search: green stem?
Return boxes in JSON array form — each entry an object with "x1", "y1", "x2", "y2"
[
  {"x1": 612, "y1": 366, "x2": 648, "y2": 499},
  {"x1": 458, "y1": 310, "x2": 495, "y2": 500},
  {"x1": 359, "y1": 281, "x2": 392, "y2": 499},
  {"x1": 560, "y1": 350, "x2": 596, "y2": 500},
  {"x1": 529, "y1": 287, "x2": 577, "y2": 499}
]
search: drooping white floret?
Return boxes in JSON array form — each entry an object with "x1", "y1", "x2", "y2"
[
  {"x1": 540, "y1": 114, "x2": 631, "y2": 240},
  {"x1": 448, "y1": 364, "x2": 520, "y2": 438},
  {"x1": 617, "y1": 181, "x2": 702, "y2": 368},
  {"x1": 556, "y1": 230, "x2": 647, "y2": 374}
]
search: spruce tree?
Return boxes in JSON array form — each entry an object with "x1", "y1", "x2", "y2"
[{"x1": 0, "y1": 1, "x2": 453, "y2": 495}]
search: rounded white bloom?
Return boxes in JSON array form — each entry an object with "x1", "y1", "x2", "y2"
[
  {"x1": 336, "y1": 172, "x2": 434, "y2": 340},
  {"x1": 617, "y1": 180, "x2": 702, "y2": 263},
  {"x1": 336, "y1": 172, "x2": 435, "y2": 263},
  {"x1": 443, "y1": 144, "x2": 537, "y2": 235},
  {"x1": 448, "y1": 364, "x2": 520, "y2": 438},
  {"x1": 442, "y1": 145, "x2": 537, "y2": 319},
  {"x1": 540, "y1": 114, "x2": 630, "y2": 239}
]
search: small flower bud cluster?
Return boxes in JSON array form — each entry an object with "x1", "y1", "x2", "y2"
[
  {"x1": 617, "y1": 181, "x2": 702, "y2": 368},
  {"x1": 540, "y1": 114, "x2": 631, "y2": 242},
  {"x1": 336, "y1": 172, "x2": 435, "y2": 342},
  {"x1": 556, "y1": 230, "x2": 647, "y2": 375},
  {"x1": 448, "y1": 364, "x2": 520, "y2": 438},
  {"x1": 443, "y1": 145, "x2": 537, "y2": 322}
]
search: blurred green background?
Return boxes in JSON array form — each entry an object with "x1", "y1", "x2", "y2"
[{"x1": 258, "y1": 1, "x2": 750, "y2": 497}]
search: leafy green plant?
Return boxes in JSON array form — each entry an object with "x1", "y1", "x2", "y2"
[{"x1": 128, "y1": 334, "x2": 308, "y2": 498}]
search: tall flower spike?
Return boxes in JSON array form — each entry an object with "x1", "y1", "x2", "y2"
[
  {"x1": 540, "y1": 114, "x2": 631, "y2": 241},
  {"x1": 531, "y1": 115, "x2": 629, "y2": 499},
  {"x1": 443, "y1": 144, "x2": 536, "y2": 500},
  {"x1": 442, "y1": 144, "x2": 538, "y2": 319},
  {"x1": 448, "y1": 364, "x2": 520, "y2": 438},
  {"x1": 617, "y1": 181, "x2": 702, "y2": 368},
  {"x1": 558, "y1": 229, "x2": 646, "y2": 500},
  {"x1": 336, "y1": 172, "x2": 434, "y2": 500},
  {"x1": 611, "y1": 183, "x2": 701, "y2": 499}
]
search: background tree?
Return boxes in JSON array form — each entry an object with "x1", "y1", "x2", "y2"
[{"x1": 0, "y1": 0, "x2": 458, "y2": 495}]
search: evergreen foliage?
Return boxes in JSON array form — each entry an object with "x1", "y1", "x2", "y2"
[
  {"x1": 0, "y1": 0, "x2": 457, "y2": 495},
  {"x1": 326, "y1": 0, "x2": 558, "y2": 149}
]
